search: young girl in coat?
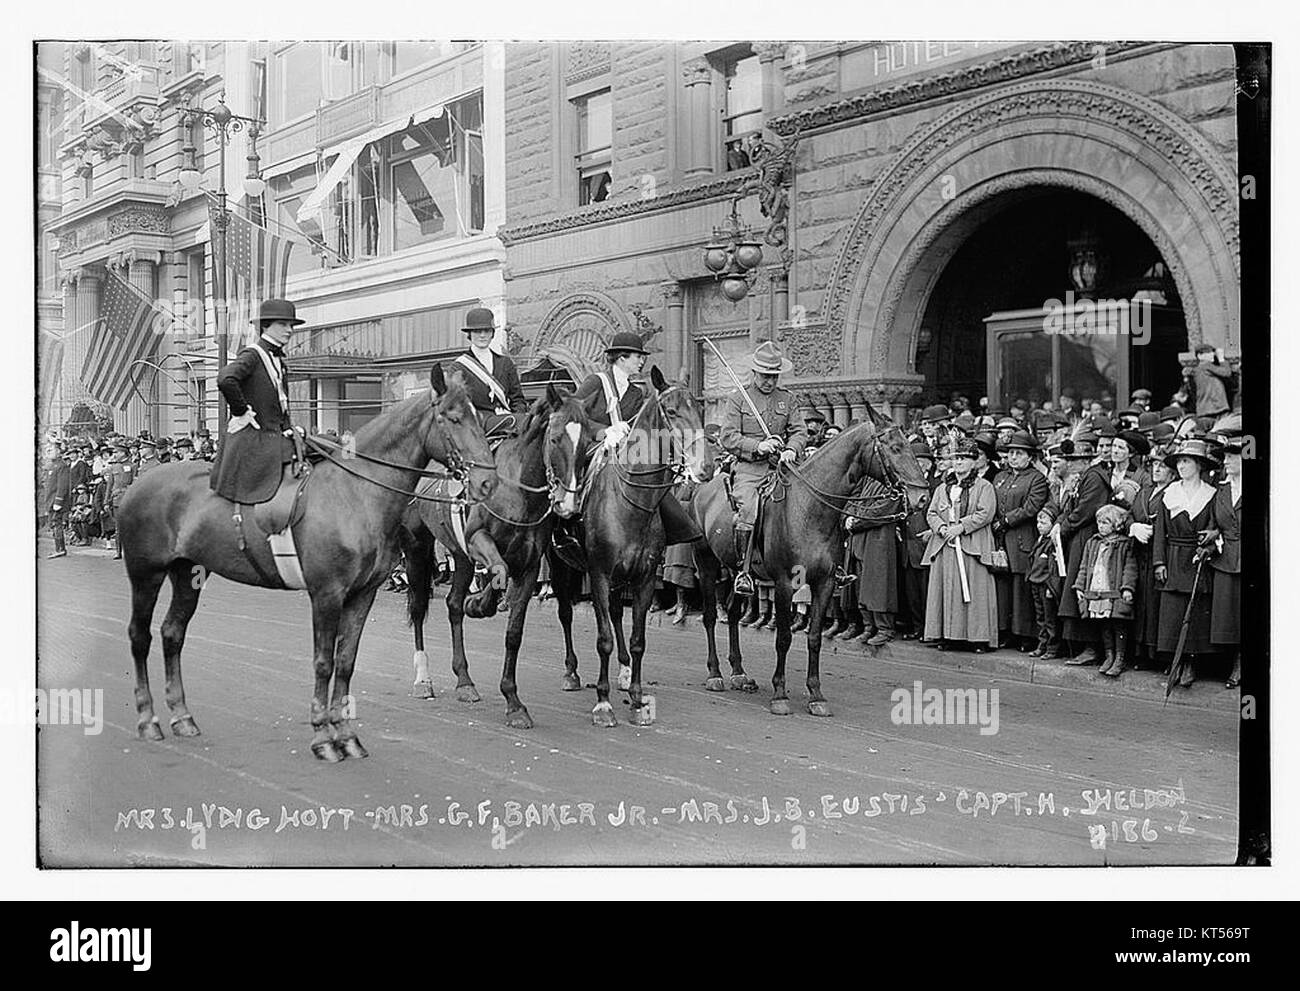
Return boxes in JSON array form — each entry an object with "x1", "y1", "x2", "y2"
[{"x1": 1072, "y1": 503, "x2": 1138, "y2": 677}]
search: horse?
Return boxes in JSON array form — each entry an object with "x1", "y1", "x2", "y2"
[
  {"x1": 398, "y1": 384, "x2": 597, "y2": 729},
  {"x1": 688, "y1": 402, "x2": 931, "y2": 716},
  {"x1": 549, "y1": 366, "x2": 714, "y2": 727},
  {"x1": 115, "y1": 373, "x2": 497, "y2": 762}
]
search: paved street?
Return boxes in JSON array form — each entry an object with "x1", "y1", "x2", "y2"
[{"x1": 37, "y1": 542, "x2": 1239, "y2": 867}]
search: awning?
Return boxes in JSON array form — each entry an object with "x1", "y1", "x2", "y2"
[
  {"x1": 262, "y1": 151, "x2": 318, "y2": 182},
  {"x1": 296, "y1": 103, "x2": 446, "y2": 227}
]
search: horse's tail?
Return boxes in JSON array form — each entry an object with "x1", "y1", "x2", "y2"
[{"x1": 399, "y1": 522, "x2": 436, "y2": 631}]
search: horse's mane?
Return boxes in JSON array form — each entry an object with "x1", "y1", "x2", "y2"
[
  {"x1": 802, "y1": 419, "x2": 879, "y2": 487},
  {"x1": 349, "y1": 382, "x2": 472, "y2": 449}
]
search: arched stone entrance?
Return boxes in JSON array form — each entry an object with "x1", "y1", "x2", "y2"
[{"x1": 823, "y1": 79, "x2": 1239, "y2": 391}]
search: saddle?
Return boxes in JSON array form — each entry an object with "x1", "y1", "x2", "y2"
[
  {"x1": 415, "y1": 476, "x2": 471, "y2": 555},
  {"x1": 233, "y1": 464, "x2": 311, "y2": 589}
]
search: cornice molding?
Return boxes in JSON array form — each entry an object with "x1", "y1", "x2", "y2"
[{"x1": 769, "y1": 40, "x2": 1154, "y2": 136}]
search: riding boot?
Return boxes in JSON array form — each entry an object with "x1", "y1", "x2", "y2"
[
  {"x1": 738, "y1": 593, "x2": 762, "y2": 627},
  {"x1": 732, "y1": 525, "x2": 757, "y2": 597},
  {"x1": 790, "y1": 610, "x2": 809, "y2": 633},
  {"x1": 754, "y1": 599, "x2": 775, "y2": 630},
  {"x1": 1099, "y1": 626, "x2": 1117, "y2": 676},
  {"x1": 1107, "y1": 626, "x2": 1129, "y2": 678}
]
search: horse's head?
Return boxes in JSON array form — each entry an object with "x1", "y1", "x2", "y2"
[
  {"x1": 535, "y1": 383, "x2": 595, "y2": 518},
  {"x1": 856, "y1": 401, "x2": 930, "y2": 511},
  {"x1": 429, "y1": 364, "x2": 498, "y2": 502},
  {"x1": 649, "y1": 365, "x2": 715, "y2": 484}
]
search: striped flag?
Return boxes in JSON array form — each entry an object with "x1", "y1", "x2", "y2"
[
  {"x1": 80, "y1": 270, "x2": 164, "y2": 410},
  {"x1": 215, "y1": 200, "x2": 296, "y2": 348},
  {"x1": 39, "y1": 326, "x2": 64, "y2": 422}
]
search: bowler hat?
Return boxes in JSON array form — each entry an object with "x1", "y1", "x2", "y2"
[
  {"x1": 605, "y1": 331, "x2": 650, "y2": 357},
  {"x1": 1130, "y1": 388, "x2": 1152, "y2": 402},
  {"x1": 1091, "y1": 416, "x2": 1117, "y2": 437},
  {"x1": 1004, "y1": 430, "x2": 1039, "y2": 451},
  {"x1": 1159, "y1": 404, "x2": 1185, "y2": 423},
  {"x1": 1116, "y1": 430, "x2": 1150, "y2": 457},
  {"x1": 1150, "y1": 422, "x2": 1176, "y2": 445},
  {"x1": 920, "y1": 404, "x2": 951, "y2": 424},
  {"x1": 174, "y1": 437, "x2": 194, "y2": 450},
  {"x1": 1137, "y1": 411, "x2": 1160, "y2": 434},
  {"x1": 253, "y1": 298, "x2": 306, "y2": 327},
  {"x1": 196, "y1": 427, "x2": 211, "y2": 438},
  {"x1": 972, "y1": 431, "x2": 999, "y2": 458},
  {"x1": 910, "y1": 440, "x2": 935, "y2": 460},
  {"x1": 951, "y1": 412, "x2": 976, "y2": 434},
  {"x1": 462, "y1": 307, "x2": 497, "y2": 335},
  {"x1": 750, "y1": 341, "x2": 793, "y2": 375}
]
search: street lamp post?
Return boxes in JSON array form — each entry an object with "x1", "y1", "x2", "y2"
[{"x1": 178, "y1": 94, "x2": 266, "y2": 448}]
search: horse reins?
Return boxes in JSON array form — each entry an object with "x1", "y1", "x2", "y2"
[
  {"x1": 772, "y1": 429, "x2": 914, "y2": 524},
  {"x1": 603, "y1": 385, "x2": 698, "y2": 514}
]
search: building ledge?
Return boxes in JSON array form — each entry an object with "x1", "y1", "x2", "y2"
[
  {"x1": 49, "y1": 180, "x2": 174, "y2": 233},
  {"x1": 286, "y1": 233, "x2": 506, "y2": 298}
]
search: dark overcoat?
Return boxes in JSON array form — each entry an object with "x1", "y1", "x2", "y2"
[
  {"x1": 846, "y1": 477, "x2": 900, "y2": 612},
  {"x1": 210, "y1": 345, "x2": 295, "y2": 504},
  {"x1": 993, "y1": 465, "x2": 1050, "y2": 573},
  {"x1": 1055, "y1": 463, "x2": 1113, "y2": 622}
]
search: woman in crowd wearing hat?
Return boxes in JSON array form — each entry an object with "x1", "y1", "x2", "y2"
[
  {"x1": 1130, "y1": 453, "x2": 1174, "y2": 666},
  {"x1": 442, "y1": 307, "x2": 530, "y2": 438},
  {"x1": 972, "y1": 431, "x2": 1001, "y2": 483},
  {"x1": 897, "y1": 441, "x2": 936, "y2": 639},
  {"x1": 1056, "y1": 429, "x2": 1114, "y2": 666},
  {"x1": 992, "y1": 431, "x2": 1050, "y2": 651},
  {"x1": 210, "y1": 298, "x2": 303, "y2": 505},
  {"x1": 921, "y1": 438, "x2": 1000, "y2": 652},
  {"x1": 1206, "y1": 430, "x2": 1243, "y2": 687},
  {"x1": 1152, "y1": 438, "x2": 1220, "y2": 687}
]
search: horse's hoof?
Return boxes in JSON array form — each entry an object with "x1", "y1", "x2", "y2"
[
  {"x1": 630, "y1": 705, "x2": 655, "y2": 726},
  {"x1": 137, "y1": 718, "x2": 164, "y2": 741},
  {"x1": 704, "y1": 676, "x2": 726, "y2": 692},
  {"x1": 769, "y1": 698, "x2": 792, "y2": 716},
  {"x1": 617, "y1": 666, "x2": 632, "y2": 691},
  {"x1": 591, "y1": 702, "x2": 617, "y2": 728},
  {"x1": 561, "y1": 672, "x2": 583, "y2": 692},
  {"x1": 730, "y1": 675, "x2": 759, "y2": 693},
  {"x1": 339, "y1": 736, "x2": 369, "y2": 759},
  {"x1": 807, "y1": 700, "x2": 833, "y2": 718},
  {"x1": 456, "y1": 685, "x2": 482, "y2": 704},
  {"x1": 506, "y1": 708, "x2": 534, "y2": 730},
  {"x1": 311, "y1": 740, "x2": 345, "y2": 762},
  {"x1": 169, "y1": 714, "x2": 201, "y2": 738},
  {"x1": 412, "y1": 680, "x2": 435, "y2": 700}
]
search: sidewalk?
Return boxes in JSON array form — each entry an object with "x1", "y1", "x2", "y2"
[{"x1": 639, "y1": 607, "x2": 1240, "y2": 712}]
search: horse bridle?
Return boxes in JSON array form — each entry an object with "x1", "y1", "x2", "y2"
[
  {"x1": 775, "y1": 426, "x2": 917, "y2": 523},
  {"x1": 605, "y1": 385, "x2": 701, "y2": 513}
]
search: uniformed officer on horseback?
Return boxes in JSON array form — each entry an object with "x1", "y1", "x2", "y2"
[
  {"x1": 210, "y1": 297, "x2": 303, "y2": 505},
  {"x1": 441, "y1": 306, "x2": 529, "y2": 441},
  {"x1": 720, "y1": 341, "x2": 808, "y2": 596}
]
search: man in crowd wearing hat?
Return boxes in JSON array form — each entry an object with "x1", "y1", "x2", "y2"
[
  {"x1": 210, "y1": 297, "x2": 303, "y2": 505},
  {"x1": 44, "y1": 447, "x2": 73, "y2": 559},
  {"x1": 68, "y1": 443, "x2": 91, "y2": 493},
  {"x1": 196, "y1": 427, "x2": 215, "y2": 462},
  {"x1": 103, "y1": 438, "x2": 135, "y2": 559},
  {"x1": 155, "y1": 436, "x2": 173, "y2": 464},
  {"x1": 1130, "y1": 388, "x2": 1153, "y2": 414},
  {"x1": 441, "y1": 306, "x2": 529, "y2": 440},
  {"x1": 1189, "y1": 343, "x2": 1234, "y2": 418},
  {"x1": 172, "y1": 436, "x2": 197, "y2": 461},
  {"x1": 136, "y1": 437, "x2": 160, "y2": 476},
  {"x1": 801, "y1": 409, "x2": 827, "y2": 457},
  {"x1": 720, "y1": 341, "x2": 810, "y2": 596},
  {"x1": 912, "y1": 404, "x2": 951, "y2": 458}
]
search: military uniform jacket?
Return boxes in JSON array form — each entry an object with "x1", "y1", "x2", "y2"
[
  {"x1": 992, "y1": 466, "x2": 1050, "y2": 573},
  {"x1": 45, "y1": 463, "x2": 71, "y2": 511},
  {"x1": 445, "y1": 349, "x2": 529, "y2": 416},
  {"x1": 719, "y1": 385, "x2": 807, "y2": 466},
  {"x1": 105, "y1": 461, "x2": 135, "y2": 507},
  {"x1": 210, "y1": 344, "x2": 295, "y2": 504}
]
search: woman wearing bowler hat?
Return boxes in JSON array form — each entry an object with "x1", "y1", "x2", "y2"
[
  {"x1": 210, "y1": 297, "x2": 304, "y2": 505},
  {"x1": 434, "y1": 307, "x2": 530, "y2": 438}
]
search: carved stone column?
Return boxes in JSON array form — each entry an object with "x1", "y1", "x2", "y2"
[
  {"x1": 829, "y1": 390, "x2": 850, "y2": 429},
  {"x1": 660, "y1": 281, "x2": 685, "y2": 379},
  {"x1": 847, "y1": 388, "x2": 868, "y2": 424},
  {"x1": 753, "y1": 42, "x2": 787, "y2": 125},
  {"x1": 682, "y1": 60, "x2": 713, "y2": 178},
  {"x1": 71, "y1": 268, "x2": 102, "y2": 409}
]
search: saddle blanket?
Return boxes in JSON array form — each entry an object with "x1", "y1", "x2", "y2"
[{"x1": 415, "y1": 476, "x2": 469, "y2": 554}]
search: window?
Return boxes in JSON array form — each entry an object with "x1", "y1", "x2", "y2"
[
  {"x1": 277, "y1": 43, "x2": 324, "y2": 124},
  {"x1": 170, "y1": 42, "x2": 199, "y2": 78},
  {"x1": 126, "y1": 144, "x2": 145, "y2": 179},
  {"x1": 723, "y1": 52, "x2": 762, "y2": 171},
  {"x1": 574, "y1": 89, "x2": 612, "y2": 205},
  {"x1": 388, "y1": 95, "x2": 484, "y2": 251},
  {"x1": 325, "y1": 42, "x2": 353, "y2": 103},
  {"x1": 384, "y1": 42, "x2": 471, "y2": 78},
  {"x1": 250, "y1": 58, "x2": 267, "y2": 123}
]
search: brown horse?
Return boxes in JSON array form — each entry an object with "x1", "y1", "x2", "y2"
[
  {"x1": 549, "y1": 367, "x2": 714, "y2": 727},
  {"x1": 689, "y1": 403, "x2": 930, "y2": 716},
  {"x1": 398, "y1": 385, "x2": 597, "y2": 728},
  {"x1": 115, "y1": 375, "x2": 497, "y2": 761}
]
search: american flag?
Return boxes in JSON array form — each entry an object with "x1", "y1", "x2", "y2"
[
  {"x1": 80, "y1": 271, "x2": 164, "y2": 410},
  {"x1": 214, "y1": 201, "x2": 296, "y2": 348}
]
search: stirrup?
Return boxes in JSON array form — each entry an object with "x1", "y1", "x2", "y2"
[
  {"x1": 833, "y1": 566, "x2": 857, "y2": 589},
  {"x1": 733, "y1": 571, "x2": 757, "y2": 596}
]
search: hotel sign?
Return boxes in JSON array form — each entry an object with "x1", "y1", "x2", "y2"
[{"x1": 840, "y1": 41, "x2": 1023, "y2": 92}]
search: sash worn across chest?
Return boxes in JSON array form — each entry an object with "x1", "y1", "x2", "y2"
[
  {"x1": 600, "y1": 372, "x2": 626, "y2": 427},
  {"x1": 455, "y1": 353, "x2": 509, "y2": 412},
  {"x1": 250, "y1": 344, "x2": 289, "y2": 412}
]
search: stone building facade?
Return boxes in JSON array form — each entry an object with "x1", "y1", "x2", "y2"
[
  {"x1": 498, "y1": 41, "x2": 1240, "y2": 424},
  {"x1": 42, "y1": 41, "x2": 506, "y2": 439}
]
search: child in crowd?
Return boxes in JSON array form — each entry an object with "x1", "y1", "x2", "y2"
[
  {"x1": 1072, "y1": 503, "x2": 1138, "y2": 677},
  {"x1": 1026, "y1": 505, "x2": 1064, "y2": 658}
]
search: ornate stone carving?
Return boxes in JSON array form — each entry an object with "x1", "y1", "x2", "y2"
[
  {"x1": 107, "y1": 206, "x2": 171, "y2": 237},
  {"x1": 752, "y1": 42, "x2": 788, "y2": 64},
  {"x1": 533, "y1": 291, "x2": 637, "y2": 381},
  {"x1": 567, "y1": 42, "x2": 611, "y2": 83},
  {"x1": 769, "y1": 41, "x2": 1152, "y2": 134},
  {"x1": 682, "y1": 58, "x2": 712, "y2": 86},
  {"x1": 780, "y1": 319, "x2": 841, "y2": 378},
  {"x1": 823, "y1": 80, "x2": 1240, "y2": 373}
]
